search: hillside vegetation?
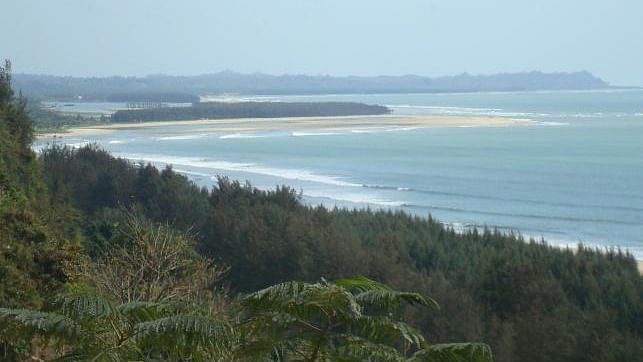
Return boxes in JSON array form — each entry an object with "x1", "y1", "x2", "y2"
[{"x1": 37, "y1": 145, "x2": 642, "y2": 362}]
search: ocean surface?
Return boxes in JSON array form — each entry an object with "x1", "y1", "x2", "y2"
[{"x1": 39, "y1": 89, "x2": 643, "y2": 258}]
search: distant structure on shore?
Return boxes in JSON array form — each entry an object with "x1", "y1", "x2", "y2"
[{"x1": 126, "y1": 102, "x2": 168, "y2": 110}]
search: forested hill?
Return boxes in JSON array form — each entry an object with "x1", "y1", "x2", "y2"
[
  {"x1": 14, "y1": 71, "x2": 611, "y2": 100},
  {"x1": 111, "y1": 101, "x2": 390, "y2": 122}
]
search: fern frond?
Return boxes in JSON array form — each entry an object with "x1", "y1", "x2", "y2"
[
  {"x1": 243, "y1": 281, "x2": 308, "y2": 309},
  {"x1": 116, "y1": 301, "x2": 173, "y2": 323},
  {"x1": 334, "y1": 276, "x2": 392, "y2": 293},
  {"x1": 136, "y1": 314, "x2": 235, "y2": 357},
  {"x1": 244, "y1": 280, "x2": 363, "y2": 322},
  {"x1": 352, "y1": 315, "x2": 426, "y2": 348},
  {"x1": 50, "y1": 292, "x2": 116, "y2": 320},
  {"x1": 236, "y1": 337, "x2": 314, "y2": 361},
  {"x1": 51, "y1": 350, "x2": 123, "y2": 362},
  {"x1": 356, "y1": 289, "x2": 439, "y2": 312},
  {"x1": 0, "y1": 308, "x2": 85, "y2": 340},
  {"x1": 331, "y1": 334, "x2": 406, "y2": 362},
  {"x1": 410, "y1": 343, "x2": 494, "y2": 362}
]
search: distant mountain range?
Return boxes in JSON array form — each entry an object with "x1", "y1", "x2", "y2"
[{"x1": 13, "y1": 71, "x2": 615, "y2": 101}]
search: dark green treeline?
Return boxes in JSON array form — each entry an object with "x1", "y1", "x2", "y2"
[{"x1": 111, "y1": 101, "x2": 390, "y2": 123}]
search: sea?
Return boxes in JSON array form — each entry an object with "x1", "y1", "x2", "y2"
[{"x1": 38, "y1": 89, "x2": 643, "y2": 258}]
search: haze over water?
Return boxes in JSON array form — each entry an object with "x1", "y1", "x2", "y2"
[{"x1": 45, "y1": 89, "x2": 643, "y2": 258}]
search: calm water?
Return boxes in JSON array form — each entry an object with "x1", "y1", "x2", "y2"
[{"x1": 41, "y1": 90, "x2": 643, "y2": 258}]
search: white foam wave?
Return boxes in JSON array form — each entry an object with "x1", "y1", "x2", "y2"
[
  {"x1": 172, "y1": 169, "x2": 212, "y2": 178},
  {"x1": 292, "y1": 131, "x2": 342, "y2": 137},
  {"x1": 200, "y1": 95, "x2": 279, "y2": 103},
  {"x1": 304, "y1": 190, "x2": 407, "y2": 207},
  {"x1": 564, "y1": 112, "x2": 604, "y2": 118},
  {"x1": 386, "y1": 126, "x2": 424, "y2": 132},
  {"x1": 539, "y1": 121, "x2": 570, "y2": 126},
  {"x1": 158, "y1": 134, "x2": 208, "y2": 141},
  {"x1": 108, "y1": 140, "x2": 125, "y2": 144},
  {"x1": 115, "y1": 153, "x2": 363, "y2": 188},
  {"x1": 387, "y1": 104, "x2": 548, "y2": 118},
  {"x1": 65, "y1": 141, "x2": 90, "y2": 148},
  {"x1": 350, "y1": 126, "x2": 426, "y2": 134},
  {"x1": 557, "y1": 111, "x2": 643, "y2": 119},
  {"x1": 397, "y1": 187, "x2": 410, "y2": 191},
  {"x1": 220, "y1": 133, "x2": 268, "y2": 139},
  {"x1": 387, "y1": 105, "x2": 504, "y2": 112}
]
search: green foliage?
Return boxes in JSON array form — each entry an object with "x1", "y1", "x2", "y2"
[
  {"x1": 1, "y1": 60, "x2": 81, "y2": 315},
  {"x1": 111, "y1": 101, "x2": 390, "y2": 123},
  {"x1": 239, "y1": 277, "x2": 491, "y2": 361},
  {"x1": 0, "y1": 292, "x2": 234, "y2": 361},
  {"x1": 27, "y1": 101, "x2": 105, "y2": 132},
  {"x1": 87, "y1": 211, "x2": 230, "y2": 318},
  {"x1": 0, "y1": 278, "x2": 490, "y2": 362},
  {"x1": 36, "y1": 143, "x2": 643, "y2": 361},
  {"x1": 410, "y1": 343, "x2": 494, "y2": 362}
]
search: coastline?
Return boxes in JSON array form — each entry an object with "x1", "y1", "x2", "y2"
[
  {"x1": 36, "y1": 114, "x2": 532, "y2": 140},
  {"x1": 33, "y1": 113, "x2": 643, "y2": 274}
]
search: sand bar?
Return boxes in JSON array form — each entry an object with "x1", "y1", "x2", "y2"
[{"x1": 36, "y1": 114, "x2": 533, "y2": 140}]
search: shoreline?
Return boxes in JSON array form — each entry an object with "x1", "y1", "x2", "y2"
[
  {"x1": 36, "y1": 114, "x2": 532, "y2": 140},
  {"x1": 33, "y1": 113, "x2": 643, "y2": 274}
]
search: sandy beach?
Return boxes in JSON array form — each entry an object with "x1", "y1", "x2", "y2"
[{"x1": 36, "y1": 114, "x2": 533, "y2": 140}]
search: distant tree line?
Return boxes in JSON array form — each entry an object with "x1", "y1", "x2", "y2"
[
  {"x1": 12, "y1": 71, "x2": 612, "y2": 100},
  {"x1": 111, "y1": 101, "x2": 390, "y2": 122}
]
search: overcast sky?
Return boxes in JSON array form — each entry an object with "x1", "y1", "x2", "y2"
[{"x1": 2, "y1": 0, "x2": 642, "y2": 85}]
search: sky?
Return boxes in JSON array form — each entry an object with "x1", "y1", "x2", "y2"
[{"x1": 2, "y1": 0, "x2": 642, "y2": 86}]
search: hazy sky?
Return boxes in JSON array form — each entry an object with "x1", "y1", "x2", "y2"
[{"x1": 3, "y1": 0, "x2": 642, "y2": 85}]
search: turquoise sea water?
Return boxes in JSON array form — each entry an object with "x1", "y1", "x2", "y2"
[{"x1": 41, "y1": 89, "x2": 643, "y2": 258}]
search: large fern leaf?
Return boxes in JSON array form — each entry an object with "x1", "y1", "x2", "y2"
[
  {"x1": 244, "y1": 280, "x2": 362, "y2": 322},
  {"x1": 350, "y1": 315, "x2": 426, "y2": 348},
  {"x1": 356, "y1": 289, "x2": 439, "y2": 312},
  {"x1": 136, "y1": 314, "x2": 235, "y2": 358},
  {"x1": 331, "y1": 334, "x2": 407, "y2": 362},
  {"x1": 0, "y1": 308, "x2": 85, "y2": 340},
  {"x1": 50, "y1": 292, "x2": 116, "y2": 320},
  {"x1": 334, "y1": 276, "x2": 392, "y2": 293},
  {"x1": 116, "y1": 301, "x2": 173, "y2": 324},
  {"x1": 409, "y1": 342, "x2": 494, "y2": 362}
]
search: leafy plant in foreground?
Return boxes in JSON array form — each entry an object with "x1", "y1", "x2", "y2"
[
  {"x1": 0, "y1": 292, "x2": 234, "y2": 361},
  {"x1": 239, "y1": 276, "x2": 493, "y2": 361}
]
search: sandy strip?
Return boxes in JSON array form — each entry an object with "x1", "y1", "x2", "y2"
[
  {"x1": 36, "y1": 114, "x2": 532, "y2": 140},
  {"x1": 37, "y1": 127, "x2": 114, "y2": 140}
]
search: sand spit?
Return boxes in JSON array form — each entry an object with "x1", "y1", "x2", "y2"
[{"x1": 36, "y1": 114, "x2": 532, "y2": 140}]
